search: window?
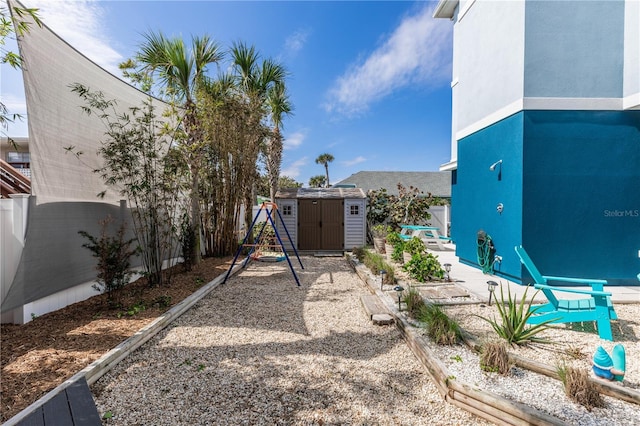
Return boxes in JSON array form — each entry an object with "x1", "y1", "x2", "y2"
[
  {"x1": 282, "y1": 205, "x2": 292, "y2": 216},
  {"x1": 350, "y1": 205, "x2": 360, "y2": 215},
  {"x1": 7, "y1": 152, "x2": 30, "y2": 163}
]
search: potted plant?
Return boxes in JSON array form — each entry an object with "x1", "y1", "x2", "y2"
[
  {"x1": 403, "y1": 236, "x2": 425, "y2": 264},
  {"x1": 371, "y1": 224, "x2": 391, "y2": 254}
]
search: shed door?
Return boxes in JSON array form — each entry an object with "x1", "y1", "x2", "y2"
[
  {"x1": 298, "y1": 200, "x2": 321, "y2": 250},
  {"x1": 297, "y1": 199, "x2": 344, "y2": 250},
  {"x1": 321, "y1": 200, "x2": 344, "y2": 250}
]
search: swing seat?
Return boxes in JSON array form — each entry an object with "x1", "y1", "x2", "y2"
[{"x1": 252, "y1": 253, "x2": 286, "y2": 262}]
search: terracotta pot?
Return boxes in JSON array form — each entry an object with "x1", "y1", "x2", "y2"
[
  {"x1": 384, "y1": 243, "x2": 394, "y2": 261},
  {"x1": 373, "y1": 237, "x2": 385, "y2": 254}
]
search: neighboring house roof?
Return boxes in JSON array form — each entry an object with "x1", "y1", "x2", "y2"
[
  {"x1": 334, "y1": 171, "x2": 452, "y2": 198},
  {"x1": 276, "y1": 187, "x2": 367, "y2": 199},
  {"x1": 433, "y1": 0, "x2": 458, "y2": 19}
]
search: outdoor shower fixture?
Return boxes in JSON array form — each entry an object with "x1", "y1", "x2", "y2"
[
  {"x1": 489, "y1": 160, "x2": 502, "y2": 171},
  {"x1": 489, "y1": 159, "x2": 503, "y2": 181}
]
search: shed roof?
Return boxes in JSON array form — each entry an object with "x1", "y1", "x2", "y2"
[
  {"x1": 333, "y1": 171, "x2": 452, "y2": 198},
  {"x1": 276, "y1": 187, "x2": 367, "y2": 199}
]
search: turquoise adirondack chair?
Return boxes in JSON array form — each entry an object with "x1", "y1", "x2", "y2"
[{"x1": 514, "y1": 245, "x2": 617, "y2": 341}]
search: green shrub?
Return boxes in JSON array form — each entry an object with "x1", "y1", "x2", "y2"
[
  {"x1": 352, "y1": 246, "x2": 366, "y2": 262},
  {"x1": 478, "y1": 284, "x2": 555, "y2": 346},
  {"x1": 403, "y1": 252, "x2": 445, "y2": 282},
  {"x1": 79, "y1": 217, "x2": 138, "y2": 307},
  {"x1": 363, "y1": 249, "x2": 395, "y2": 284},
  {"x1": 371, "y1": 224, "x2": 392, "y2": 238},
  {"x1": 252, "y1": 221, "x2": 276, "y2": 242},
  {"x1": 417, "y1": 303, "x2": 461, "y2": 345},
  {"x1": 403, "y1": 237, "x2": 425, "y2": 256},
  {"x1": 403, "y1": 286, "x2": 426, "y2": 318},
  {"x1": 385, "y1": 232, "x2": 403, "y2": 246}
]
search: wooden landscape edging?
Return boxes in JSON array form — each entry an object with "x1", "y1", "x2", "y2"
[
  {"x1": 350, "y1": 257, "x2": 568, "y2": 426},
  {"x1": 2, "y1": 261, "x2": 245, "y2": 426}
]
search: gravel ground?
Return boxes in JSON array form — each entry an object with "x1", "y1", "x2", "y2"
[
  {"x1": 92, "y1": 257, "x2": 490, "y2": 425},
  {"x1": 435, "y1": 303, "x2": 640, "y2": 425}
]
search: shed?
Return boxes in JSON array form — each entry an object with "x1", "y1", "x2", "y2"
[{"x1": 275, "y1": 188, "x2": 367, "y2": 252}]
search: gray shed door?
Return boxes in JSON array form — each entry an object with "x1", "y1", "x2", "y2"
[{"x1": 298, "y1": 199, "x2": 344, "y2": 250}]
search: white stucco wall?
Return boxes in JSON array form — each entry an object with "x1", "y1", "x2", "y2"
[
  {"x1": 624, "y1": 0, "x2": 640, "y2": 108},
  {"x1": 452, "y1": 0, "x2": 526, "y2": 141}
]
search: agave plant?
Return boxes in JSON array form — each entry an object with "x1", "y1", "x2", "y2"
[{"x1": 479, "y1": 283, "x2": 557, "y2": 346}]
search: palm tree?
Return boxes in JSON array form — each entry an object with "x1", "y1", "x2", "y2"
[
  {"x1": 265, "y1": 81, "x2": 293, "y2": 201},
  {"x1": 230, "y1": 42, "x2": 287, "y2": 229},
  {"x1": 135, "y1": 31, "x2": 223, "y2": 264},
  {"x1": 309, "y1": 175, "x2": 326, "y2": 188},
  {"x1": 315, "y1": 153, "x2": 334, "y2": 187}
]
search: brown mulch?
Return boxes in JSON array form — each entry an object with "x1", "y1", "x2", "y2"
[{"x1": 0, "y1": 256, "x2": 233, "y2": 422}]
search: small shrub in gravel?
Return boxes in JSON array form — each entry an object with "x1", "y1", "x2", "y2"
[
  {"x1": 418, "y1": 303, "x2": 462, "y2": 345},
  {"x1": 403, "y1": 286, "x2": 426, "y2": 318},
  {"x1": 480, "y1": 340, "x2": 513, "y2": 375},
  {"x1": 362, "y1": 249, "x2": 395, "y2": 284},
  {"x1": 557, "y1": 363, "x2": 605, "y2": 411},
  {"x1": 478, "y1": 283, "x2": 554, "y2": 346},
  {"x1": 352, "y1": 246, "x2": 366, "y2": 262}
]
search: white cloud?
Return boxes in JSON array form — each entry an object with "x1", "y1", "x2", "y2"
[
  {"x1": 284, "y1": 131, "x2": 305, "y2": 150},
  {"x1": 281, "y1": 157, "x2": 308, "y2": 179},
  {"x1": 343, "y1": 156, "x2": 366, "y2": 167},
  {"x1": 325, "y1": 3, "x2": 452, "y2": 116},
  {"x1": 27, "y1": 0, "x2": 123, "y2": 75},
  {"x1": 1, "y1": 93, "x2": 27, "y2": 112},
  {"x1": 285, "y1": 28, "x2": 310, "y2": 54}
]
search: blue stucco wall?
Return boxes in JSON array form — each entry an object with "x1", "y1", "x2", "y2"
[
  {"x1": 452, "y1": 113, "x2": 524, "y2": 281},
  {"x1": 522, "y1": 110, "x2": 640, "y2": 285},
  {"x1": 524, "y1": 0, "x2": 624, "y2": 98},
  {"x1": 453, "y1": 110, "x2": 640, "y2": 285}
]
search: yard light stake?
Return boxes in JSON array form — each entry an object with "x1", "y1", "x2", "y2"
[
  {"x1": 393, "y1": 285, "x2": 404, "y2": 311},
  {"x1": 380, "y1": 269, "x2": 387, "y2": 290},
  {"x1": 443, "y1": 263, "x2": 452, "y2": 282},
  {"x1": 487, "y1": 281, "x2": 498, "y2": 306}
]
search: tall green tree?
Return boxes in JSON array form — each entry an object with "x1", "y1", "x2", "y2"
[
  {"x1": 70, "y1": 85, "x2": 182, "y2": 286},
  {"x1": 132, "y1": 30, "x2": 223, "y2": 264},
  {"x1": 264, "y1": 81, "x2": 293, "y2": 201},
  {"x1": 315, "y1": 153, "x2": 334, "y2": 188},
  {"x1": 256, "y1": 174, "x2": 301, "y2": 198},
  {"x1": 229, "y1": 42, "x2": 287, "y2": 231},
  {"x1": 309, "y1": 175, "x2": 326, "y2": 188}
]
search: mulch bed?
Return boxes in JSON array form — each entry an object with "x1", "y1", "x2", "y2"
[{"x1": 0, "y1": 256, "x2": 232, "y2": 422}]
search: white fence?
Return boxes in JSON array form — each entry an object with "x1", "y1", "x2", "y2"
[{"x1": 429, "y1": 205, "x2": 450, "y2": 238}]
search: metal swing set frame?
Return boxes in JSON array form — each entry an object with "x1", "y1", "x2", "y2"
[{"x1": 223, "y1": 202, "x2": 304, "y2": 286}]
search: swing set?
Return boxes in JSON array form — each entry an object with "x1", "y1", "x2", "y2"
[{"x1": 223, "y1": 202, "x2": 304, "y2": 286}]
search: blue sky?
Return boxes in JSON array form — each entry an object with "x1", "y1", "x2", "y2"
[{"x1": 2, "y1": 0, "x2": 453, "y2": 187}]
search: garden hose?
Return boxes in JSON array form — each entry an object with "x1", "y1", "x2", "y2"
[{"x1": 477, "y1": 230, "x2": 496, "y2": 274}]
